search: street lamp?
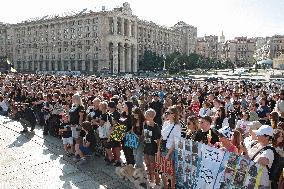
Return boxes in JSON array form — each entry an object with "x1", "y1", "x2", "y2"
[{"x1": 183, "y1": 62, "x2": 186, "y2": 77}]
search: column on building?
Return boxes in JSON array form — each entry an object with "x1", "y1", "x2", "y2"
[
  {"x1": 20, "y1": 62, "x2": 23, "y2": 71},
  {"x1": 67, "y1": 61, "x2": 71, "y2": 71},
  {"x1": 121, "y1": 18, "x2": 124, "y2": 36},
  {"x1": 75, "y1": 60, "x2": 78, "y2": 70},
  {"x1": 54, "y1": 61, "x2": 58, "y2": 71},
  {"x1": 126, "y1": 43, "x2": 132, "y2": 72},
  {"x1": 128, "y1": 20, "x2": 132, "y2": 37},
  {"x1": 89, "y1": 60, "x2": 94, "y2": 72},
  {"x1": 37, "y1": 61, "x2": 40, "y2": 71},
  {"x1": 113, "y1": 42, "x2": 119, "y2": 74},
  {"x1": 41, "y1": 61, "x2": 45, "y2": 70},
  {"x1": 81, "y1": 46, "x2": 86, "y2": 71},
  {"x1": 81, "y1": 60, "x2": 86, "y2": 71},
  {"x1": 120, "y1": 43, "x2": 125, "y2": 72},
  {"x1": 133, "y1": 21, "x2": 137, "y2": 38},
  {"x1": 113, "y1": 17, "x2": 117, "y2": 35},
  {"x1": 133, "y1": 45, "x2": 138, "y2": 72},
  {"x1": 31, "y1": 61, "x2": 35, "y2": 71},
  {"x1": 47, "y1": 61, "x2": 51, "y2": 71}
]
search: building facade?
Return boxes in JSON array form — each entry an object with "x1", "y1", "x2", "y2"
[
  {"x1": 269, "y1": 35, "x2": 284, "y2": 59},
  {"x1": 222, "y1": 37, "x2": 256, "y2": 66},
  {"x1": 0, "y1": 2, "x2": 197, "y2": 73},
  {"x1": 273, "y1": 54, "x2": 284, "y2": 69},
  {"x1": 195, "y1": 35, "x2": 220, "y2": 60}
]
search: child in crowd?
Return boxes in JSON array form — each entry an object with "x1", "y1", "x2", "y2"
[{"x1": 59, "y1": 113, "x2": 74, "y2": 156}]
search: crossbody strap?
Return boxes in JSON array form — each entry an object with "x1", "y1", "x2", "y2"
[
  {"x1": 251, "y1": 145, "x2": 273, "y2": 161},
  {"x1": 166, "y1": 124, "x2": 175, "y2": 139}
]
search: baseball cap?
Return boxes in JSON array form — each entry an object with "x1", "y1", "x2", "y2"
[
  {"x1": 254, "y1": 125, "x2": 273, "y2": 137},
  {"x1": 217, "y1": 126, "x2": 233, "y2": 139}
]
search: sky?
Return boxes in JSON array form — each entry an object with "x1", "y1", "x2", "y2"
[{"x1": 0, "y1": 0, "x2": 284, "y2": 40}]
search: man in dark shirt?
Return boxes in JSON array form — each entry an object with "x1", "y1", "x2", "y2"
[
  {"x1": 257, "y1": 98, "x2": 270, "y2": 124},
  {"x1": 108, "y1": 101, "x2": 120, "y2": 126},
  {"x1": 149, "y1": 93, "x2": 163, "y2": 127},
  {"x1": 20, "y1": 103, "x2": 37, "y2": 133},
  {"x1": 192, "y1": 116, "x2": 219, "y2": 145}
]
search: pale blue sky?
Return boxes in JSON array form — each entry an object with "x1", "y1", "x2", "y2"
[{"x1": 0, "y1": 0, "x2": 283, "y2": 39}]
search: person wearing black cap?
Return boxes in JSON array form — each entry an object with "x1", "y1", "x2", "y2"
[{"x1": 149, "y1": 93, "x2": 163, "y2": 127}]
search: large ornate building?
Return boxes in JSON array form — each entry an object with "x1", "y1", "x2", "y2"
[
  {"x1": 0, "y1": 2, "x2": 197, "y2": 73},
  {"x1": 222, "y1": 37, "x2": 256, "y2": 66},
  {"x1": 195, "y1": 35, "x2": 219, "y2": 59}
]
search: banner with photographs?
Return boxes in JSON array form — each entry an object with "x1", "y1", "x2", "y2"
[{"x1": 175, "y1": 138, "x2": 263, "y2": 189}]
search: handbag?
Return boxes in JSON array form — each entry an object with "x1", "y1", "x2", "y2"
[
  {"x1": 124, "y1": 131, "x2": 139, "y2": 149},
  {"x1": 160, "y1": 124, "x2": 175, "y2": 153}
]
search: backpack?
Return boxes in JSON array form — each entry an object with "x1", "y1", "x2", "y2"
[{"x1": 252, "y1": 145, "x2": 284, "y2": 182}]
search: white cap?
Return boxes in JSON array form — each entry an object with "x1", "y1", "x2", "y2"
[
  {"x1": 218, "y1": 126, "x2": 233, "y2": 139},
  {"x1": 254, "y1": 125, "x2": 273, "y2": 137}
]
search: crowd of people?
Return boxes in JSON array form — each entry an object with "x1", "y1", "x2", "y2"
[{"x1": 0, "y1": 73, "x2": 284, "y2": 189}]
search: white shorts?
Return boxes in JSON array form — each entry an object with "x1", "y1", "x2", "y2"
[
  {"x1": 62, "y1": 137, "x2": 73, "y2": 145},
  {"x1": 71, "y1": 126, "x2": 79, "y2": 139}
]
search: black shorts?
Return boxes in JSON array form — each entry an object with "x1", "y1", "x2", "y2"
[{"x1": 104, "y1": 141, "x2": 120, "y2": 149}]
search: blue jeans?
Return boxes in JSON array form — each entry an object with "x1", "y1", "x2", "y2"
[
  {"x1": 133, "y1": 140, "x2": 144, "y2": 168},
  {"x1": 0, "y1": 111, "x2": 8, "y2": 116},
  {"x1": 79, "y1": 145, "x2": 92, "y2": 155}
]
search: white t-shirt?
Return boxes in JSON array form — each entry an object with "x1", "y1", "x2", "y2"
[
  {"x1": 248, "y1": 142, "x2": 274, "y2": 187},
  {"x1": 161, "y1": 121, "x2": 181, "y2": 149}
]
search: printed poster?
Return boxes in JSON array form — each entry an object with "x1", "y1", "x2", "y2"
[{"x1": 175, "y1": 138, "x2": 263, "y2": 189}]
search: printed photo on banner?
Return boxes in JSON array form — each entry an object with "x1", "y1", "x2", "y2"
[{"x1": 175, "y1": 137, "x2": 264, "y2": 189}]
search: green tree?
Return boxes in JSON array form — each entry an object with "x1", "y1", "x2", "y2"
[{"x1": 139, "y1": 50, "x2": 163, "y2": 71}]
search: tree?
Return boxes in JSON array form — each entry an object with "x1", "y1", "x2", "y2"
[{"x1": 139, "y1": 50, "x2": 163, "y2": 71}]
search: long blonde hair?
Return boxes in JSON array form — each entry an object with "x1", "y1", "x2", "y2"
[{"x1": 72, "y1": 93, "x2": 84, "y2": 107}]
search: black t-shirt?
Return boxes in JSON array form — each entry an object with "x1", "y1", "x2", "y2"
[
  {"x1": 85, "y1": 132, "x2": 96, "y2": 151},
  {"x1": 149, "y1": 101, "x2": 163, "y2": 116},
  {"x1": 120, "y1": 112, "x2": 132, "y2": 132},
  {"x1": 92, "y1": 108, "x2": 102, "y2": 120},
  {"x1": 192, "y1": 128, "x2": 219, "y2": 145},
  {"x1": 100, "y1": 113, "x2": 108, "y2": 122},
  {"x1": 109, "y1": 110, "x2": 121, "y2": 125},
  {"x1": 59, "y1": 122, "x2": 72, "y2": 138},
  {"x1": 143, "y1": 123, "x2": 161, "y2": 155},
  {"x1": 69, "y1": 105, "x2": 85, "y2": 125},
  {"x1": 24, "y1": 107, "x2": 36, "y2": 124}
]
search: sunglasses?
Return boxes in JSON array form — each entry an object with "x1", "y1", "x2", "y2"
[{"x1": 165, "y1": 112, "x2": 174, "y2": 115}]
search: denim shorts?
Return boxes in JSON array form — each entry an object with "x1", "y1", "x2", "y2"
[{"x1": 79, "y1": 145, "x2": 92, "y2": 155}]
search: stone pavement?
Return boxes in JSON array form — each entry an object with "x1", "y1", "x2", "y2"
[{"x1": 0, "y1": 116, "x2": 135, "y2": 189}]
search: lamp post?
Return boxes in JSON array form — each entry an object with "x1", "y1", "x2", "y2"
[{"x1": 183, "y1": 62, "x2": 186, "y2": 77}]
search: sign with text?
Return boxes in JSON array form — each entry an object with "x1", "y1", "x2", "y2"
[{"x1": 175, "y1": 138, "x2": 263, "y2": 189}]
